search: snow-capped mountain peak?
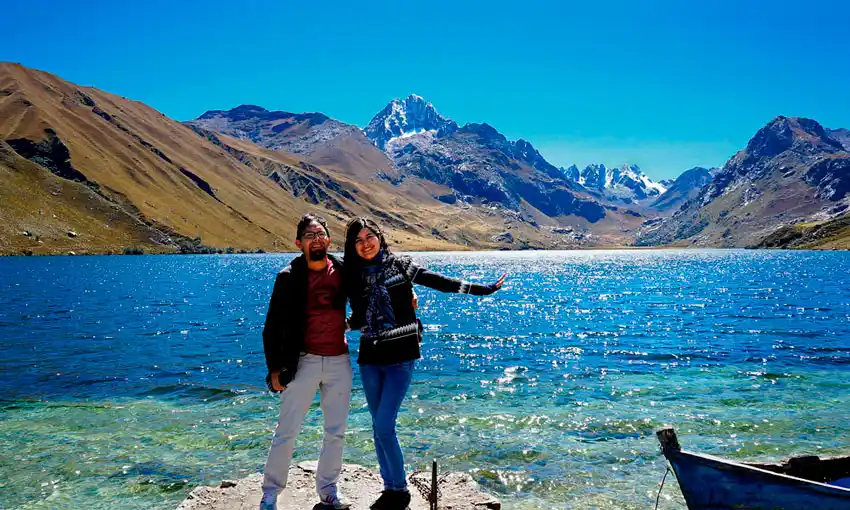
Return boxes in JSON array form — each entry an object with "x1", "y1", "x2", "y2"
[
  {"x1": 614, "y1": 164, "x2": 668, "y2": 195},
  {"x1": 365, "y1": 94, "x2": 458, "y2": 150},
  {"x1": 562, "y1": 163, "x2": 669, "y2": 203}
]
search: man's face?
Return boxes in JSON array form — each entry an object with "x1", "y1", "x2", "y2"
[{"x1": 296, "y1": 221, "x2": 330, "y2": 261}]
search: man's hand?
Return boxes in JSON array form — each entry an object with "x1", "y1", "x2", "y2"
[
  {"x1": 412, "y1": 289, "x2": 419, "y2": 310},
  {"x1": 269, "y1": 371, "x2": 286, "y2": 392}
]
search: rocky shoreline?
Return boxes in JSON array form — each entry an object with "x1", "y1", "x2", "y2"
[{"x1": 177, "y1": 461, "x2": 501, "y2": 510}]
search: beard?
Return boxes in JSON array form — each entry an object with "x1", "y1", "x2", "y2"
[{"x1": 308, "y1": 245, "x2": 328, "y2": 261}]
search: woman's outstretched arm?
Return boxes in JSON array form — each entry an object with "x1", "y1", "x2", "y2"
[{"x1": 401, "y1": 257, "x2": 505, "y2": 295}]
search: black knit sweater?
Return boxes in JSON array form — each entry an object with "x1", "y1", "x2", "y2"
[{"x1": 346, "y1": 254, "x2": 496, "y2": 365}]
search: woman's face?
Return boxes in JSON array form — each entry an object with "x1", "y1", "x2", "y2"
[{"x1": 354, "y1": 227, "x2": 381, "y2": 261}]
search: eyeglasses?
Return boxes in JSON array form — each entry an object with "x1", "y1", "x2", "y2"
[{"x1": 301, "y1": 231, "x2": 328, "y2": 241}]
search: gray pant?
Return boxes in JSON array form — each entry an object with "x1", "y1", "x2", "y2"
[{"x1": 262, "y1": 353, "x2": 353, "y2": 500}]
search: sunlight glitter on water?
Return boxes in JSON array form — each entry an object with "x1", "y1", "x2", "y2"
[{"x1": 1, "y1": 250, "x2": 849, "y2": 508}]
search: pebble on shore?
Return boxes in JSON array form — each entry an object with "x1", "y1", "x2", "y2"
[{"x1": 177, "y1": 461, "x2": 501, "y2": 510}]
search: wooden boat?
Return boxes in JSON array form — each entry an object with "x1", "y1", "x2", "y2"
[{"x1": 656, "y1": 428, "x2": 850, "y2": 509}]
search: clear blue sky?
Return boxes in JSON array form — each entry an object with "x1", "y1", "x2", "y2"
[{"x1": 4, "y1": 0, "x2": 849, "y2": 180}]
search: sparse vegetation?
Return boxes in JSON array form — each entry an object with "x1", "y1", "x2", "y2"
[
  {"x1": 755, "y1": 213, "x2": 850, "y2": 249},
  {"x1": 175, "y1": 236, "x2": 217, "y2": 254}
]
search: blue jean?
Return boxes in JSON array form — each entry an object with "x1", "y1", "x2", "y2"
[{"x1": 359, "y1": 361, "x2": 415, "y2": 490}]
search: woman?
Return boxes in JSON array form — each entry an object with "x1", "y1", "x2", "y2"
[{"x1": 343, "y1": 217, "x2": 504, "y2": 510}]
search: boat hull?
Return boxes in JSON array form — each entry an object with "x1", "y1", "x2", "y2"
[{"x1": 666, "y1": 449, "x2": 850, "y2": 510}]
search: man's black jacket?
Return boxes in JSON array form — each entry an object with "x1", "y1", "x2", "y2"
[{"x1": 262, "y1": 254, "x2": 346, "y2": 386}]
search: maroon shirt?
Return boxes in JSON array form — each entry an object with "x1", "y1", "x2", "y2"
[{"x1": 303, "y1": 259, "x2": 348, "y2": 356}]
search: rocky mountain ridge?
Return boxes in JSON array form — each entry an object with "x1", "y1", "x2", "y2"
[
  {"x1": 3, "y1": 63, "x2": 618, "y2": 255},
  {"x1": 192, "y1": 94, "x2": 652, "y2": 245},
  {"x1": 187, "y1": 105, "x2": 363, "y2": 155},
  {"x1": 5, "y1": 62, "x2": 849, "y2": 253},
  {"x1": 637, "y1": 116, "x2": 850, "y2": 247},
  {"x1": 562, "y1": 163, "x2": 669, "y2": 204},
  {"x1": 649, "y1": 167, "x2": 716, "y2": 212}
]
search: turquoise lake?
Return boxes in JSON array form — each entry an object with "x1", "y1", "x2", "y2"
[{"x1": 1, "y1": 250, "x2": 849, "y2": 509}]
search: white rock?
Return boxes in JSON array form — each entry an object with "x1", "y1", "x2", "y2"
[{"x1": 176, "y1": 463, "x2": 500, "y2": 510}]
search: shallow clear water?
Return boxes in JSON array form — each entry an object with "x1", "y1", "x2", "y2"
[{"x1": 1, "y1": 250, "x2": 849, "y2": 509}]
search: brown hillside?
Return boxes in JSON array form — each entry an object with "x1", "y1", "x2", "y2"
[
  {"x1": 0, "y1": 63, "x2": 471, "y2": 254},
  {"x1": 1, "y1": 63, "x2": 639, "y2": 255},
  {"x1": 0, "y1": 140, "x2": 171, "y2": 255},
  {"x1": 197, "y1": 129, "x2": 586, "y2": 250},
  {"x1": 1, "y1": 63, "x2": 313, "y2": 252}
]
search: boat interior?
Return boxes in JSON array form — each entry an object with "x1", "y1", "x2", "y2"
[{"x1": 747, "y1": 455, "x2": 850, "y2": 486}]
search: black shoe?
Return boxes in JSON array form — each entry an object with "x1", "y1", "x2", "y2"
[
  {"x1": 390, "y1": 490, "x2": 411, "y2": 510},
  {"x1": 370, "y1": 490, "x2": 393, "y2": 510}
]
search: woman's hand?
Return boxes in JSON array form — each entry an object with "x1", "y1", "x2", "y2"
[
  {"x1": 480, "y1": 274, "x2": 506, "y2": 295},
  {"x1": 492, "y1": 273, "x2": 506, "y2": 291}
]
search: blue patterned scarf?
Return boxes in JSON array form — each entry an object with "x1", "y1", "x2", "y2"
[{"x1": 362, "y1": 250, "x2": 396, "y2": 336}]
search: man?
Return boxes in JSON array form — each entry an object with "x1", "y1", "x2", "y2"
[{"x1": 260, "y1": 213, "x2": 352, "y2": 510}]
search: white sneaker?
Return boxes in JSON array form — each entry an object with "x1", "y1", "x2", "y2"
[{"x1": 320, "y1": 493, "x2": 351, "y2": 510}]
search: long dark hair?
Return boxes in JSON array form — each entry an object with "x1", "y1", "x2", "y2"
[
  {"x1": 343, "y1": 217, "x2": 391, "y2": 290},
  {"x1": 344, "y1": 217, "x2": 390, "y2": 262}
]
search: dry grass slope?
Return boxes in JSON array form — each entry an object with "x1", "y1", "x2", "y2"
[
  {"x1": 0, "y1": 63, "x2": 475, "y2": 254},
  {"x1": 0, "y1": 62, "x2": 657, "y2": 255},
  {"x1": 0, "y1": 141, "x2": 170, "y2": 255}
]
